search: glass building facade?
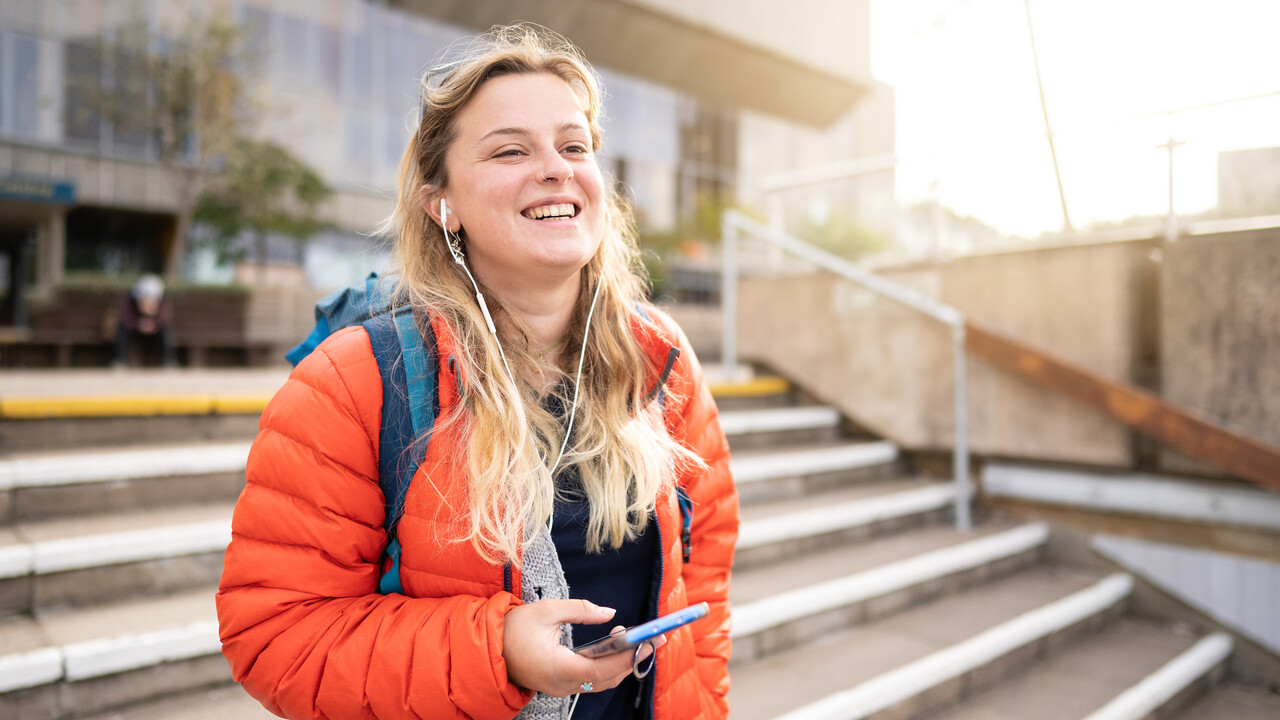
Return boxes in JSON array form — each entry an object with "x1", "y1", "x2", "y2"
[{"x1": 0, "y1": 0, "x2": 881, "y2": 292}]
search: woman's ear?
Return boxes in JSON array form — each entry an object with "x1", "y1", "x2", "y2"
[{"x1": 420, "y1": 184, "x2": 452, "y2": 231}]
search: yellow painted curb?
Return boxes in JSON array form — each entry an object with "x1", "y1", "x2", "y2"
[
  {"x1": 1, "y1": 394, "x2": 258, "y2": 419},
  {"x1": 707, "y1": 376, "x2": 790, "y2": 397},
  {"x1": 211, "y1": 394, "x2": 273, "y2": 415},
  {"x1": 2, "y1": 377, "x2": 789, "y2": 419}
]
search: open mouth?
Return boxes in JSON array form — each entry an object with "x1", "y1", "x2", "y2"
[{"x1": 522, "y1": 202, "x2": 580, "y2": 221}]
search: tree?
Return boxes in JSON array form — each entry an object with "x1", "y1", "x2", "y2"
[
  {"x1": 797, "y1": 210, "x2": 890, "y2": 260},
  {"x1": 194, "y1": 139, "x2": 332, "y2": 274},
  {"x1": 82, "y1": 9, "x2": 254, "y2": 281}
]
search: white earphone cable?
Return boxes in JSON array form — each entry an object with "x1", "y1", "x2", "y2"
[{"x1": 438, "y1": 199, "x2": 601, "y2": 534}]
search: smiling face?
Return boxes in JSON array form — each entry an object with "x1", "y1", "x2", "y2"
[{"x1": 436, "y1": 72, "x2": 606, "y2": 297}]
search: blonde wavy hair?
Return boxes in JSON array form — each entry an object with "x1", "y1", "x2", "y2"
[{"x1": 382, "y1": 24, "x2": 704, "y2": 564}]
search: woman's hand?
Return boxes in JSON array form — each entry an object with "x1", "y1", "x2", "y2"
[{"x1": 502, "y1": 599, "x2": 664, "y2": 697}]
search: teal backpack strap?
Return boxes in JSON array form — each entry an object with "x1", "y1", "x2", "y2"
[{"x1": 364, "y1": 306, "x2": 438, "y2": 594}]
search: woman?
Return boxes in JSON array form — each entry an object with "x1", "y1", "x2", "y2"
[{"x1": 217, "y1": 25, "x2": 737, "y2": 720}]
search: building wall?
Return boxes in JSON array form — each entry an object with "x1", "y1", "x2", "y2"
[
  {"x1": 1, "y1": 0, "x2": 888, "y2": 293},
  {"x1": 738, "y1": 240, "x2": 1159, "y2": 466},
  {"x1": 1160, "y1": 228, "x2": 1280, "y2": 474},
  {"x1": 736, "y1": 79, "x2": 896, "y2": 240},
  {"x1": 632, "y1": 0, "x2": 871, "y2": 81},
  {"x1": 1094, "y1": 534, "x2": 1280, "y2": 656},
  {"x1": 1217, "y1": 147, "x2": 1280, "y2": 218}
]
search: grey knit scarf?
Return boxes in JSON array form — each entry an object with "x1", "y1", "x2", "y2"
[{"x1": 513, "y1": 525, "x2": 574, "y2": 720}]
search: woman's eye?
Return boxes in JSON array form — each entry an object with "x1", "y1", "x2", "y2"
[
  {"x1": 564, "y1": 144, "x2": 589, "y2": 154},
  {"x1": 495, "y1": 148, "x2": 525, "y2": 158}
]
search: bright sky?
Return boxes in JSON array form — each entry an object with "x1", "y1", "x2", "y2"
[{"x1": 870, "y1": 0, "x2": 1280, "y2": 238}]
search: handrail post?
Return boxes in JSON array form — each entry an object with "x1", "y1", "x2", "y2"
[
  {"x1": 953, "y1": 323, "x2": 972, "y2": 531},
  {"x1": 721, "y1": 214, "x2": 739, "y2": 379}
]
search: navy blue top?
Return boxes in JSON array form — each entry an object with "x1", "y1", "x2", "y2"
[{"x1": 546, "y1": 391, "x2": 659, "y2": 719}]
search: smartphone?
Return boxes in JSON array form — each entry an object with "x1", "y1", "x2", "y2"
[{"x1": 573, "y1": 602, "x2": 710, "y2": 658}]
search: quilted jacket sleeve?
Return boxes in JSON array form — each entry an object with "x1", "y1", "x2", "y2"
[
  {"x1": 216, "y1": 327, "x2": 532, "y2": 720},
  {"x1": 661, "y1": 313, "x2": 740, "y2": 718}
]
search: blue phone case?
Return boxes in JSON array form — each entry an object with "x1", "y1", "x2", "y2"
[{"x1": 574, "y1": 602, "x2": 710, "y2": 658}]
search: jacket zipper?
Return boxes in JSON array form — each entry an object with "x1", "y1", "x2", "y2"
[{"x1": 640, "y1": 503, "x2": 663, "y2": 718}]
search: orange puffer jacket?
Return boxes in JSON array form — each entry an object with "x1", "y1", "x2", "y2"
[{"x1": 217, "y1": 306, "x2": 739, "y2": 719}]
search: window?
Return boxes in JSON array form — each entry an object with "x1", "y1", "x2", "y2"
[
  {"x1": 243, "y1": 7, "x2": 271, "y2": 70},
  {"x1": 318, "y1": 25, "x2": 340, "y2": 98},
  {"x1": 383, "y1": 111, "x2": 408, "y2": 180},
  {"x1": 346, "y1": 29, "x2": 372, "y2": 104},
  {"x1": 63, "y1": 39, "x2": 103, "y2": 148},
  {"x1": 1, "y1": 32, "x2": 41, "y2": 139},
  {"x1": 344, "y1": 109, "x2": 372, "y2": 185},
  {"x1": 110, "y1": 46, "x2": 150, "y2": 156},
  {"x1": 278, "y1": 15, "x2": 307, "y2": 88}
]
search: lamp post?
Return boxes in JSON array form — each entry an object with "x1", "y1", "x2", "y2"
[{"x1": 1158, "y1": 137, "x2": 1186, "y2": 243}]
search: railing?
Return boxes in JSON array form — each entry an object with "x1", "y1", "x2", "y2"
[
  {"x1": 966, "y1": 324, "x2": 1280, "y2": 492},
  {"x1": 721, "y1": 210, "x2": 1280, "y2": 514},
  {"x1": 721, "y1": 210, "x2": 975, "y2": 531}
]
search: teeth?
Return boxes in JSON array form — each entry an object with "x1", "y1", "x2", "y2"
[{"x1": 524, "y1": 203, "x2": 576, "y2": 220}]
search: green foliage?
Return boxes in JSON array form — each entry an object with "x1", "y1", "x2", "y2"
[
  {"x1": 77, "y1": 9, "x2": 260, "y2": 279},
  {"x1": 636, "y1": 191, "x2": 734, "y2": 298},
  {"x1": 98, "y1": 12, "x2": 249, "y2": 169},
  {"x1": 194, "y1": 140, "x2": 333, "y2": 264},
  {"x1": 798, "y1": 210, "x2": 890, "y2": 260},
  {"x1": 639, "y1": 192, "x2": 742, "y2": 262}
]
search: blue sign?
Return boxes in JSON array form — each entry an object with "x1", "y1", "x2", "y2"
[{"x1": 0, "y1": 175, "x2": 76, "y2": 205}]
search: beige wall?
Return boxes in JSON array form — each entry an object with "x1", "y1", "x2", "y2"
[
  {"x1": 632, "y1": 0, "x2": 871, "y2": 81},
  {"x1": 738, "y1": 241, "x2": 1160, "y2": 467},
  {"x1": 1160, "y1": 229, "x2": 1280, "y2": 474}
]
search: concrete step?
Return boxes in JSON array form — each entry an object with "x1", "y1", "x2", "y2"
[
  {"x1": 732, "y1": 521, "x2": 1021, "y2": 608},
  {"x1": 0, "y1": 435, "x2": 900, "y2": 614},
  {"x1": 1078, "y1": 632, "x2": 1233, "y2": 720},
  {"x1": 0, "y1": 405, "x2": 841, "y2": 524},
  {"x1": 0, "y1": 478, "x2": 949, "y2": 617},
  {"x1": 720, "y1": 405, "x2": 842, "y2": 451},
  {"x1": 0, "y1": 442, "x2": 249, "y2": 523},
  {"x1": 731, "y1": 523, "x2": 1049, "y2": 664},
  {"x1": 731, "y1": 441, "x2": 901, "y2": 504},
  {"x1": 0, "y1": 586, "x2": 225, "y2": 720},
  {"x1": 81, "y1": 684, "x2": 276, "y2": 720},
  {"x1": 983, "y1": 461, "x2": 1280, "y2": 533},
  {"x1": 729, "y1": 568, "x2": 1128, "y2": 720},
  {"x1": 926, "y1": 619, "x2": 1215, "y2": 720},
  {"x1": 1174, "y1": 678, "x2": 1280, "y2": 720},
  {"x1": 736, "y1": 479, "x2": 957, "y2": 569},
  {"x1": 0, "y1": 504, "x2": 233, "y2": 615}
]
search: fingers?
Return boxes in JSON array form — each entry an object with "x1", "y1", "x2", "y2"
[
  {"x1": 563, "y1": 648, "x2": 638, "y2": 695},
  {"x1": 536, "y1": 598, "x2": 617, "y2": 626},
  {"x1": 555, "y1": 597, "x2": 619, "y2": 625},
  {"x1": 505, "y1": 600, "x2": 680, "y2": 697}
]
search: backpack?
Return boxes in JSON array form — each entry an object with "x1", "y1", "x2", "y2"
[
  {"x1": 287, "y1": 272, "x2": 695, "y2": 595},
  {"x1": 286, "y1": 272, "x2": 432, "y2": 595}
]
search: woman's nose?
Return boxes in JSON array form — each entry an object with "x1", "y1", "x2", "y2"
[{"x1": 538, "y1": 149, "x2": 574, "y2": 184}]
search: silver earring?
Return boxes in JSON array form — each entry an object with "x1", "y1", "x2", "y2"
[{"x1": 444, "y1": 226, "x2": 465, "y2": 264}]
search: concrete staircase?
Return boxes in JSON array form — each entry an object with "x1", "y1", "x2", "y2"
[{"x1": 1, "y1": 385, "x2": 1277, "y2": 719}]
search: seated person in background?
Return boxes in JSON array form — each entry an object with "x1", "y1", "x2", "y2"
[{"x1": 115, "y1": 273, "x2": 175, "y2": 367}]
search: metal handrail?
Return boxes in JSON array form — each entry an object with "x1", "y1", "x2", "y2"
[{"x1": 721, "y1": 210, "x2": 973, "y2": 531}]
